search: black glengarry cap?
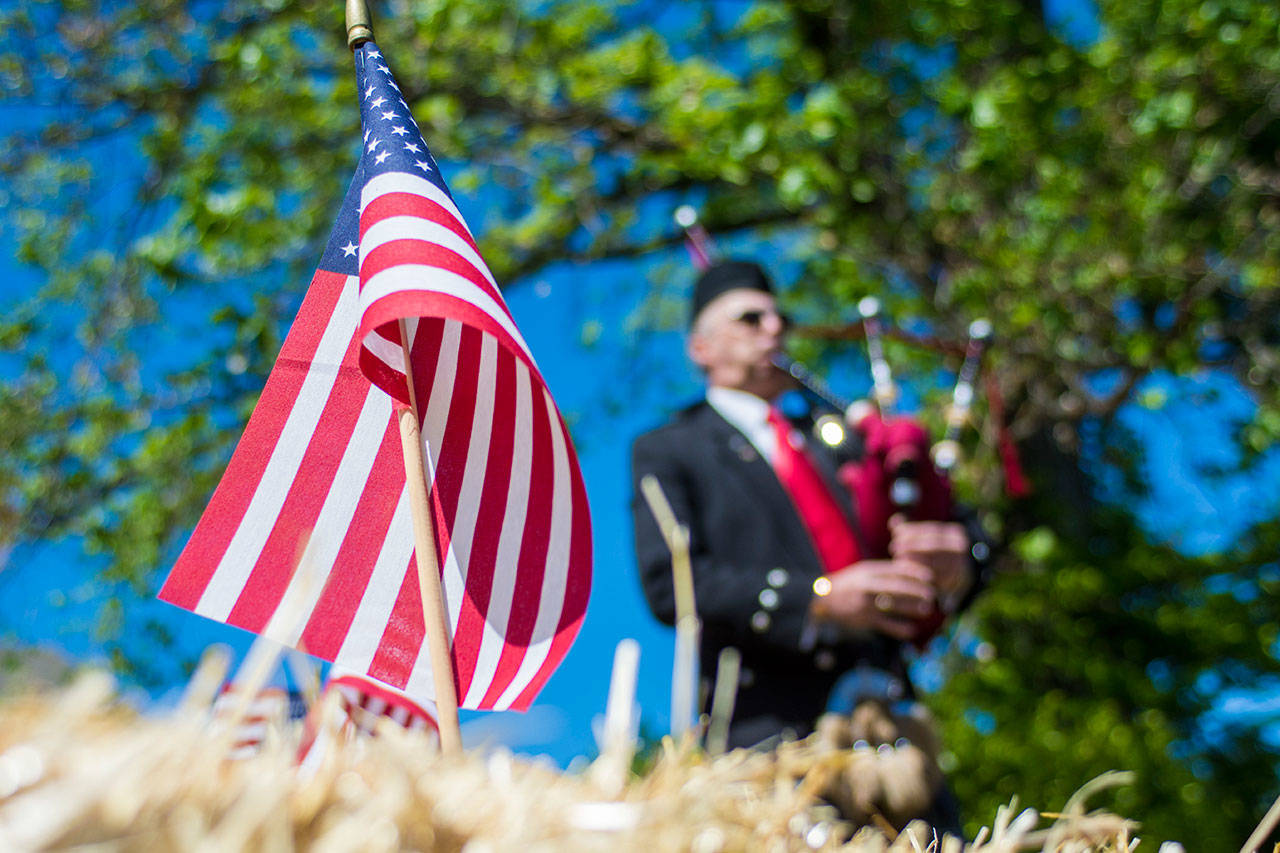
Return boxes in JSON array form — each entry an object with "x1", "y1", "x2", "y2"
[{"x1": 690, "y1": 260, "x2": 774, "y2": 326}]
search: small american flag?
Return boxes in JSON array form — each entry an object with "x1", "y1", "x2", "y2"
[
  {"x1": 160, "y1": 42, "x2": 592, "y2": 712},
  {"x1": 328, "y1": 670, "x2": 439, "y2": 736},
  {"x1": 296, "y1": 667, "x2": 439, "y2": 769}
]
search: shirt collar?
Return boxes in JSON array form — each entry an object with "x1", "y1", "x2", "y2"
[{"x1": 706, "y1": 386, "x2": 772, "y2": 432}]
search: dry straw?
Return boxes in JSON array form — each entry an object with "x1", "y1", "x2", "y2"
[{"x1": 0, "y1": 653, "x2": 1163, "y2": 852}]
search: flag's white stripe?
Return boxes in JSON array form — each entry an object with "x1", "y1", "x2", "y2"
[
  {"x1": 420, "y1": 319, "x2": 462, "y2": 488},
  {"x1": 214, "y1": 691, "x2": 284, "y2": 711},
  {"x1": 361, "y1": 265, "x2": 534, "y2": 363},
  {"x1": 236, "y1": 721, "x2": 269, "y2": 741},
  {"x1": 401, "y1": 321, "x2": 462, "y2": 702},
  {"x1": 364, "y1": 324, "x2": 404, "y2": 373},
  {"x1": 461, "y1": 360, "x2": 535, "y2": 708},
  {"x1": 196, "y1": 279, "x2": 360, "y2": 620},
  {"x1": 333, "y1": 486, "x2": 414, "y2": 672},
  {"x1": 495, "y1": 389, "x2": 576, "y2": 709},
  {"x1": 361, "y1": 215, "x2": 496, "y2": 290},
  {"x1": 262, "y1": 385, "x2": 393, "y2": 647},
  {"x1": 361, "y1": 170, "x2": 478, "y2": 243},
  {"x1": 441, "y1": 337, "x2": 498, "y2": 634}
]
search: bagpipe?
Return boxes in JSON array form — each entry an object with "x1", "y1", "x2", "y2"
[{"x1": 674, "y1": 206, "x2": 1018, "y2": 644}]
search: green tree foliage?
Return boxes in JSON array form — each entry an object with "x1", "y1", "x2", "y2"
[{"x1": 2, "y1": 0, "x2": 1279, "y2": 845}]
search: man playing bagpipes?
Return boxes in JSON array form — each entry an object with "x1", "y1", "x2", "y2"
[{"x1": 629, "y1": 256, "x2": 994, "y2": 830}]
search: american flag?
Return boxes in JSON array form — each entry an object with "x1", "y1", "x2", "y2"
[
  {"x1": 328, "y1": 669, "x2": 439, "y2": 736},
  {"x1": 159, "y1": 42, "x2": 592, "y2": 712},
  {"x1": 296, "y1": 667, "x2": 439, "y2": 769}
]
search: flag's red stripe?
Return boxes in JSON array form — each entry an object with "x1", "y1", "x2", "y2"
[
  {"x1": 159, "y1": 269, "x2": 350, "y2": 609},
  {"x1": 424, "y1": 323, "x2": 483, "y2": 563},
  {"x1": 360, "y1": 191, "x2": 479, "y2": 256},
  {"x1": 408, "y1": 318, "x2": 449, "y2": 421},
  {"x1": 360, "y1": 290, "x2": 538, "y2": 386},
  {"x1": 367, "y1": 553, "x2": 424, "y2": 690},
  {"x1": 512, "y1": 414, "x2": 594, "y2": 709},
  {"x1": 361, "y1": 237, "x2": 506, "y2": 310},
  {"x1": 297, "y1": 413, "x2": 402, "y2": 660},
  {"x1": 359, "y1": 348, "x2": 409, "y2": 405},
  {"x1": 224, "y1": 335, "x2": 369, "y2": 633},
  {"x1": 479, "y1": 381, "x2": 555, "y2": 708},
  {"x1": 407, "y1": 317, "x2": 456, "y2": 573},
  {"x1": 427, "y1": 438, "x2": 454, "y2": 691},
  {"x1": 451, "y1": 348, "x2": 518, "y2": 699}
]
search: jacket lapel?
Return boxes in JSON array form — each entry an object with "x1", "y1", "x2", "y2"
[{"x1": 693, "y1": 404, "x2": 826, "y2": 570}]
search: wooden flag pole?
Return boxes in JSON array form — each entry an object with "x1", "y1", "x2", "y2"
[
  {"x1": 397, "y1": 319, "x2": 463, "y2": 754},
  {"x1": 345, "y1": 0, "x2": 461, "y2": 756}
]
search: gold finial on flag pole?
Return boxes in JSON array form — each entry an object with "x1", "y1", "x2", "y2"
[{"x1": 346, "y1": 0, "x2": 375, "y2": 48}]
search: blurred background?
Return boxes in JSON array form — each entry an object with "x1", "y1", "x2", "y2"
[{"x1": 2, "y1": 0, "x2": 1279, "y2": 846}]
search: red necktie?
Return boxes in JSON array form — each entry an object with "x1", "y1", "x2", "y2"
[{"x1": 767, "y1": 407, "x2": 861, "y2": 574}]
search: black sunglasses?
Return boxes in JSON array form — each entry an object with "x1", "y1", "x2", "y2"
[{"x1": 733, "y1": 309, "x2": 791, "y2": 331}]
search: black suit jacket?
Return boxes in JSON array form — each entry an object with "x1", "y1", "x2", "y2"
[{"x1": 631, "y1": 400, "x2": 914, "y2": 748}]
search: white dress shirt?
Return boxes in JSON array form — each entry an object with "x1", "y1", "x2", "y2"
[{"x1": 707, "y1": 386, "x2": 779, "y2": 464}]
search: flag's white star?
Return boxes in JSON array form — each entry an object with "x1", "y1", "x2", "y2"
[
  {"x1": 364, "y1": 84, "x2": 375, "y2": 98},
  {"x1": 403, "y1": 142, "x2": 421, "y2": 154},
  {"x1": 375, "y1": 150, "x2": 392, "y2": 164},
  {"x1": 387, "y1": 79, "x2": 400, "y2": 92},
  {"x1": 367, "y1": 49, "x2": 381, "y2": 59},
  {"x1": 341, "y1": 241, "x2": 357, "y2": 257},
  {"x1": 367, "y1": 138, "x2": 381, "y2": 152},
  {"x1": 370, "y1": 96, "x2": 386, "y2": 109},
  {"x1": 380, "y1": 110, "x2": 397, "y2": 121},
  {"x1": 414, "y1": 159, "x2": 433, "y2": 172},
  {"x1": 391, "y1": 125, "x2": 409, "y2": 136},
  {"x1": 363, "y1": 128, "x2": 371, "y2": 142},
  {"x1": 378, "y1": 65, "x2": 393, "y2": 75}
]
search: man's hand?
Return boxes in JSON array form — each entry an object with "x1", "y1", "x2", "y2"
[
  {"x1": 811, "y1": 560, "x2": 937, "y2": 641},
  {"x1": 888, "y1": 518, "x2": 972, "y2": 604}
]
